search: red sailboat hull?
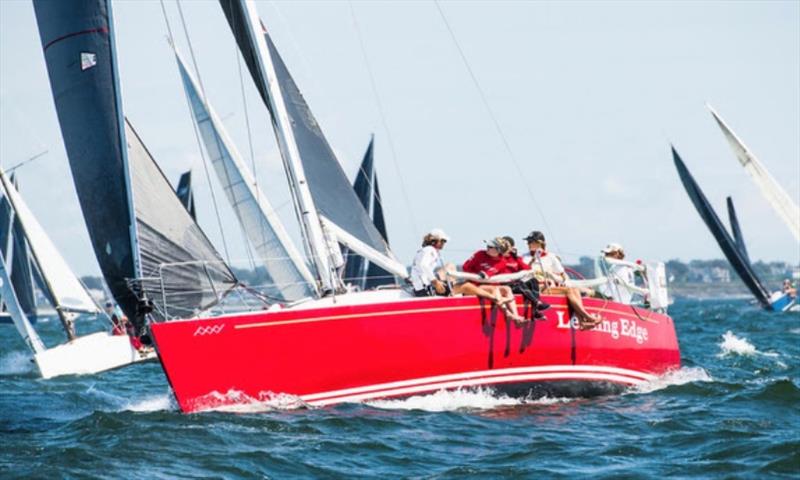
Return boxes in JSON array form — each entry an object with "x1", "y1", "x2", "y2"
[{"x1": 151, "y1": 292, "x2": 680, "y2": 413}]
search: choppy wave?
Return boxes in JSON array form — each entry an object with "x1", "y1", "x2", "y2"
[
  {"x1": 366, "y1": 387, "x2": 571, "y2": 412},
  {"x1": 0, "y1": 351, "x2": 35, "y2": 376},
  {"x1": 197, "y1": 390, "x2": 309, "y2": 413},
  {"x1": 630, "y1": 366, "x2": 713, "y2": 394}
]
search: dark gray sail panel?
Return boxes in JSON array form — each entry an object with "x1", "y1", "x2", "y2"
[
  {"x1": 726, "y1": 197, "x2": 750, "y2": 264},
  {"x1": 126, "y1": 121, "x2": 237, "y2": 319},
  {"x1": 218, "y1": 0, "x2": 391, "y2": 256},
  {"x1": 265, "y1": 33, "x2": 390, "y2": 256},
  {"x1": 33, "y1": 0, "x2": 138, "y2": 319},
  {"x1": 0, "y1": 191, "x2": 39, "y2": 319},
  {"x1": 344, "y1": 138, "x2": 393, "y2": 289},
  {"x1": 176, "y1": 171, "x2": 196, "y2": 221},
  {"x1": 672, "y1": 147, "x2": 772, "y2": 309}
]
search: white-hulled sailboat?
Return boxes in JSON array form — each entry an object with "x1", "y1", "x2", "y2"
[{"x1": 0, "y1": 169, "x2": 154, "y2": 378}]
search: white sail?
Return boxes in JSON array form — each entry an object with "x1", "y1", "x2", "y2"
[
  {"x1": 0, "y1": 172, "x2": 99, "y2": 314},
  {"x1": 175, "y1": 49, "x2": 316, "y2": 301},
  {"x1": 708, "y1": 105, "x2": 800, "y2": 241},
  {"x1": 0, "y1": 234, "x2": 45, "y2": 354}
]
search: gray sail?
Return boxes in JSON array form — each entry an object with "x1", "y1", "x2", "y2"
[
  {"x1": 126, "y1": 120, "x2": 237, "y2": 319},
  {"x1": 219, "y1": 1, "x2": 392, "y2": 257},
  {"x1": 175, "y1": 52, "x2": 315, "y2": 301},
  {"x1": 34, "y1": 0, "x2": 236, "y2": 323},
  {"x1": 176, "y1": 171, "x2": 196, "y2": 221}
]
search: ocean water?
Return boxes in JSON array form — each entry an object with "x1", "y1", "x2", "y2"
[{"x1": 1, "y1": 299, "x2": 797, "y2": 478}]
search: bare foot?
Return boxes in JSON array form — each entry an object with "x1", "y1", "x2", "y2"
[{"x1": 579, "y1": 314, "x2": 602, "y2": 330}]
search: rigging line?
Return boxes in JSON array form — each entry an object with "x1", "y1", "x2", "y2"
[
  {"x1": 432, "y1": 0, "x2": 560, "y2": 252},
  {"x1": 6, "y1": 150, "x2": 49, "y2": 174},
  {"x1": 348, "y1": 2, "x2": 419, "y2": 243},
  {"x1": 234, "y1": 43, "x2": 270, "y2": 259},
  {"x1": 161, "y1": 0, "x2": 232, "y2": 263}
]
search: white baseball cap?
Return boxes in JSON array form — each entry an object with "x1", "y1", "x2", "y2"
[
  {"x1": 601, "y1": 242, "x2": 624, "y2": 254},
  {"x1": 429, "y1": 228, "x2": 450, "y2": 242}
]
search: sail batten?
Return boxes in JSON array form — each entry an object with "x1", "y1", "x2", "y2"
[
  {"x1": 708, "y1": 105, "x2": 800, "y2": 241},
  {"x1": 174, "y1": 49, "x2": 315, "y2": 301},
  {"x1": 672, "y1": 147, "x2": 772, "y2": 309}
]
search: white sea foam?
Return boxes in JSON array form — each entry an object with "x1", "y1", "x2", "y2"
[
  {"x1": 0, "y1": 351, "x2": 35, "y2": 375},
  {"x1": 367, "y1": 387, "x2": 572, "y2": 412},
  {"x1": 199, "y1": 390, "x2": 308, "y2": 413},
  {"x1": 790, "y1": 328, "x2": 800, "y2": 335},
  {"x1": 631, "y1": 366, "x2": 713, "y2": 394},
  {"x1": 123, "y1": 394, "x2": 175, "y2": 412},
  {"x1": 718, "y1": 331, "x2": 758, "y2": 357}
]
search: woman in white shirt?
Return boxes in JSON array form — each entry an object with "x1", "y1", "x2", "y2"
[{"x1": 410, "y1": 229, "x2": 450, "y2": 296}]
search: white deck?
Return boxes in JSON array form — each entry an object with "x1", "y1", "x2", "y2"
[{"x1": 34, "y1": 332, "x2": 155, "y2": 379}]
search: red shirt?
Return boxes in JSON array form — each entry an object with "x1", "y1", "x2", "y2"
[
  {"x1": 463, "y1": 250, "x2": 507, "y2": 277},
  {"x1": 500, "y1": 253, "x2": 531, "y2": 273}
]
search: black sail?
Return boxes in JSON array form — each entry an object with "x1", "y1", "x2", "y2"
[
  {"x1": 672, "y1": 147, "x2": 772, "y2": 309},
  {"x1": 33, "y1": 0, "x2": 139, "y2": 319},
  {"x1": 176, "y1": 171, "x2": 196, "y2": 221},
  {"x1": 344, "y1": 138, "x2": 393, "y2": 289},
  {"x1": 0, "y1": 182, "x2": 40, "y2": 320},
  {"x1": 726, "y1": 197, "x2": 750, "y2": 264},
  {"x1": 34, "y1": 0, "x2": 236, "y2": 321},
  {"x1": 219, "y1": 0, "x2": 391, "y2": 257}
]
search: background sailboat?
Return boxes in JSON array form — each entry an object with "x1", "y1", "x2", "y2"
[
  {"x1": 0, "y1": 168, "x2": 151, "y2": 378},
  {"x1": 344, "y1": 137, "x2": 395, "y2": 290},
  {"x1": 672, "y1": 147, "x2": 794, "y2": 311},
  {"x1": 175, "y1": 170, "x2": 196, "y2": 221}
]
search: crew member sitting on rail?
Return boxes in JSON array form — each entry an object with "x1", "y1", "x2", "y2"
[
  {"x1": 462, "y1": 238, "x2": 524, "y2": 323},
  {"x1": 523, "y1": 231, "x2": 601, "y2": 330},
  {"x1": 410, "y1": 229, "x2": 450, "y2": 297},
  {"x1": 597, "y1": 243, "x2": 636, "y2": 304},
  {"x1": 500, "y1": 236, "x2": 548, "y2": 320}
]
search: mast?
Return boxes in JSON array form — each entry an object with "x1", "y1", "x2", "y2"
[{"x1": 230, "y1": 0, "x2": 336, "y2": 293}]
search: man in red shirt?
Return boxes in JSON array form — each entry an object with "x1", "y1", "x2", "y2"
[{"x1": 499, "y1": 236, "x2": 548, "y2": 320}]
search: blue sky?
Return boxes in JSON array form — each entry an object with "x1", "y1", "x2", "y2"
[{"x1": 1, "y1": 0, "x2": 798, "y2": 277}]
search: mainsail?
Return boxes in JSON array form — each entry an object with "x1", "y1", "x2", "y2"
[
  {"x1": 726, "y1": 197, "x2": 750, "y2": 264},
  {"x1": 708, "y1": 105, "x2": 800, "y2": 241},
  {"x1": 176, "y1": 171, "x2": 196, "y2": 221},
  {"x1": 344, "y1": 137, "x2": 394, "y2": 290},
  {"x1": 219, "y1": 0, "x2": 400, "y2": 293},
  {"x1": 672, "y1": 147, "x2": 772, "y2": 309},
  {"x1": 175, "y1": 50, "x2": 315, "y2": 301},
  {"x1": 34, "y1": 0, "x2": 236, "y2": 323}
]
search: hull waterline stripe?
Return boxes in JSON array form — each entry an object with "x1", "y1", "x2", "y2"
[
  {"x1": 299, "y1": 365, "x2": 656, "y2": 402},
  {"x1": 303, "y1": 371, "x2": 647, "y2": 406}
]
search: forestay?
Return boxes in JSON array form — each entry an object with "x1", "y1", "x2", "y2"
[{"x1": 175, "y1": 51, "x2": 315, "y2": 301}]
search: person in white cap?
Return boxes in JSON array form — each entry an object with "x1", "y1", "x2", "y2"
[
  {"x1": 410, "y1": 229, "x2": 450, "y2": 297},
  {"x1": 598, "y1": 243, "x2": 636, "y2": 304}
]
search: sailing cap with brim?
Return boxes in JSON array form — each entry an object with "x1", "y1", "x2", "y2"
[
  {"x1": 602, "y1": 243, "x2": 624, "y2": 254},
  {"x1": 429, "y1": 228, "x2": 450, "y2": 242},
  {"x1": 524, "y1": 231, "x2": 546, "y2": 244}
]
